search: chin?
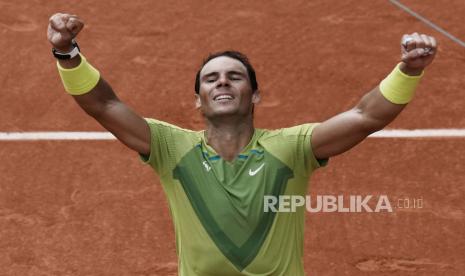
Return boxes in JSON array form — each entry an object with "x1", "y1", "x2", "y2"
[
  {"x1": 211, "y1": 109, "x2": 239, "y2": 117},
  {"x1": 201, "y1": 102, "x2": 252, "y2": 119},
  {"x1": 202, "y1": 106, "x2": 239, "y2": 118}
]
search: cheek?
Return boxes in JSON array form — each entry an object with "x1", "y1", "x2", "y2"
[
  {"x1": 237, "y1": 81, "x2": 253, "y2": 95},
  {"x1": 199, "y1": 92, "x2": 211, "y2": 106},
  {"x1": 199, "y1": 84, "x2": 214, "y2": 97},
  {"x1": 239, "y1": 87, "x2": 254, "y2": 101}
]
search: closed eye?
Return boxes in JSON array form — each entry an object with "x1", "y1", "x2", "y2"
[
  {"x1": 203, "y1": 72, "x2": 218, "y2": 83},
  {"x1": 229, "y1": 74, "x2": 243, "y2": 81}
]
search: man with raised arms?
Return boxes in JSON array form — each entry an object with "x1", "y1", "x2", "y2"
[{"x1": 48, "y1": 13, "x2": 437, "y2": 275}]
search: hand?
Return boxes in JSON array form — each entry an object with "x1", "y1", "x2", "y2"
[
  {"x1": 47, "y1": 13, "x2": 84, "y2": 52},
  {"x1": 400, "y1": 32, "x2": 438, "y2": 75}
]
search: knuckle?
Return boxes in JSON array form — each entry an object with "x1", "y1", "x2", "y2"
[{"x1": 50, "y1": 14, "x2": 59, "y2": 22}]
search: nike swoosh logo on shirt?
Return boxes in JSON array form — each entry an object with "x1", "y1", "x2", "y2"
[
  {"x1": 249, "y1": 163, "x2": 265, "y2": 176},
  {"x1": 203, "y1": 161, "x2": 211, "y2": 172}
]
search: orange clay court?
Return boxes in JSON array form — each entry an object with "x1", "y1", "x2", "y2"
[{"x1": 1, "y1": 0, "x2": 464, "y2": 275}]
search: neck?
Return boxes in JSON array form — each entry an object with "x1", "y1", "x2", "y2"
[{"x1": 204, "y1": 114, "x2": 255, "y2": 161}]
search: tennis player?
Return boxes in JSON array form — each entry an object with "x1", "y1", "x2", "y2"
[{"x1": 48, "y1": 12, "x2": 437, "y2": 275}]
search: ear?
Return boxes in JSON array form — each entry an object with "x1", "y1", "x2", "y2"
[
  {"x1": 195, "y1": 93, "x2": 201, "y2": 109},
  {"x1": 252, "y1": 90, "x2": 261, "y2": 104}
]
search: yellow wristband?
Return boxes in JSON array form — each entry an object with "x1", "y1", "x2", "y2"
[
  {"x1": 57, "y1": 54, "x2": 100, "y2": 95},
  {"x1": 379, "y1": 63, "x2": 423, "y2": 104}
]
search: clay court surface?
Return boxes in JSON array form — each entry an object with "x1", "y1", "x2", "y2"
[{"x1": 1, "y1": 0, "x2": 465, "y2": 275}]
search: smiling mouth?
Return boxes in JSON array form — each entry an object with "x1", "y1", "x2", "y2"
[{"x1": 213, "y1": 94, "x2": 234, "y2": 102}]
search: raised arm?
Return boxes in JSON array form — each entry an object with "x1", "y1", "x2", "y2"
[
  {"x1": 47, "y1": 13, "x2": 150, "y2": 155},
  {"x1": 311, "y1": 33, "x2": 438, "y2": 159}
]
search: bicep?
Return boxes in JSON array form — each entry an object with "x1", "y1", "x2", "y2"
[
  {"x1": 311, "y1": 109, "x2": 369, "y2": 159},
  {"x1": 311, "y1": 87, "x2": 404, "y2": 159},
  {"x1": 97, "y1": 101, "x2": 151, "y2": 155},
  {"x1": 73, "y1": 78, "x2": 151, "y2": 155}
]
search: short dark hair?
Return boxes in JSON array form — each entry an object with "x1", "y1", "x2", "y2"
[{"x1": 194, "y1": 50, "x2": 258, "y2": 94}]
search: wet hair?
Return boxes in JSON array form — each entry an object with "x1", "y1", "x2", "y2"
[{"x1": 194, "y1": 50, "x2": 258, "y2": 94}]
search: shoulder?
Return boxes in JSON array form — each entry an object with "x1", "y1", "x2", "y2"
[
  {"x1": 145, "y1": 118, "x2": 202, "y2": 139},
  {"x1": 257, "y1": 123, "x2": 325, "y2": 176},
  {"x1": 258, "y1": 123, "x2": 320, "y2": 141},
  {"x1": 145, "y1": 118, "x2": 198, "y2": 133}
]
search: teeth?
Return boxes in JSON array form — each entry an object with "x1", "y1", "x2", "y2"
[{"x1": 215, "y1": 95, "x2": 233, "y2": 101}]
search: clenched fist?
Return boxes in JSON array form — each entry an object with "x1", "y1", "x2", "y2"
[
  {"x1": 47, "y1": 13, "x2": 84, "y2": 52},
  {"x1": 400, "y1": 32, "x2": 438, "y2": 73}
]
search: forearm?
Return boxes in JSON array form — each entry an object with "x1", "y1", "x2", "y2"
[
  {"x1": 312, "y1": 62, "x2": 424, "y2": 159},
  {"x1": 75, "y1": 87, "x2": 150, "y2": 154},
  {"x1": 355, "y1": 62, "x2": 423, "y2": 132},
  {"x1": 56, "y1": 54, "x2": 150, "y2": 154},
  {"x1": 57, "y1": 53, "x2": 116, "y2": 116},
  {"x1": 310, "y1": 32, "x2": 437, "y2": 159},
  {"x1": 354, "y1": 86, "x2": 406, "y2": 133},
  {"x1": 71, "y1": 75, "x2": 119, "y2": 118},
  {"x1": 48, "y1": 13, "x2": 150, "y2": 154}
]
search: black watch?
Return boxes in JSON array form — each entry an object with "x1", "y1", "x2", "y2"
[{"x1": 52, "y1": 40, "x2": 80, "y2": 60}]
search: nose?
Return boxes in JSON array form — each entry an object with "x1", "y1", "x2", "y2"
[{"x1": 216, "y1": 73, "x2": 230, "y2": 87}]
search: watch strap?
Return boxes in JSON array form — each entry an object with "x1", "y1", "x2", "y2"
[{"x1": 52, "y1": 40, "x2": 80, "y2": 60}]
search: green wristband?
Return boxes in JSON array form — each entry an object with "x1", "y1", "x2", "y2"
[
  {"x1": 57, "y1": 54, "x2": 100, "y2": 95},
  {"x1": 379, "y1": 63, "x2": 423, "y2": 105}
]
